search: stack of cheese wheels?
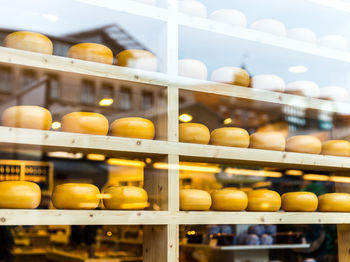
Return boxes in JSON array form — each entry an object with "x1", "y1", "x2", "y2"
[
  {"x1": 209, "y1": 9, "x2": 247, "y2": 27},
  {"x1": 178, "y1": 59, "x2": 207, "y2": 80},
  {"x1": 61, "y1": 112, "x2": 109, "y2": 135},
  {"x1": 318, "y1": 35, "x2": 348, "y2": 51},
  {"x1": 250, "y1": 19, "x2": 286, "y2": 36},
  {"x1": 211, "y1": 188, "x2": 248, "y2": 211},
  {"x1": 247, "y1": 189, "x2": 281, "y2": 212},
  {"x1": 320, "y1": 86, "x2": 349, "y2": 102},
  {"x1": 286, "y1": 135, "x2": 322, "y2": 154},
  {"x1": 68, "y1": 43, "x2": 114, "y2": 65},
  {"x1": 287, "y1": 28, "x2": 317, "y2": 44},
  {"x1": 2, "y1": 105, "x2": 52, "y2": 130},
  {"x1": 52, "y1": 183, "x2": 100, "y2": 210},
  {"x1": 251, "y1": 74, "x2": 285, "y2": 92},
  {"x1": 281, "y1": 192, "x2": 318, "y2": 212},
  {"x1": 0, "y1": 181, "x2": 41, "y2": 209},
  {"x1": 286, "y1": 81, "x2": 320, "y2": 98},
  {"x1": 211, "y1": 67, "x2": 250, "y2": 87},
  {"x1": 178, "y1": 0, "x2": 207, "y2": 18},
  {"x1": 180, "y1": 189, "x2": 212, "y2": 211},
  {"x1": 179, "y1": 123, "x2": 210, "y2": 144},
  {"x1": 111, "y1": 117, "x2": 155, "y2": 139},
  {"x1": 103, "y1": 186, "x2": 149, "y2": 210},
  {"x1": 4, "y1": 31, "x2": 53, "y2": 54},
  {"x1": 210, "y1": 127, "x2": 249, "y2": 148},
  {"x1": 318, "y1": 193, "x2": 350, "y2": 212},
  {"x1": 116, "y1": 49, "x2": 157, "y2": 72},
  {"x1": 322, "y1": 140, "x2": 350, "y2": 157},
  {"x1": 250, "y1": 132, "x2": 285, "y2": 151}
]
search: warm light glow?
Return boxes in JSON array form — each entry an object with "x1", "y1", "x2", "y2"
[
  {"x1": 225, "y1": 168, "x2": 282, "y2": 178},
  {"x1": 107, "y1": 231, "x2": 112, "y2": 237},
  {"x1": 187, "y1": 231, "x2": 196, "y2": 235},
  {"x1": 153, "y1": 162, "x2": 220, "y2": 173},
  {"x1": 285, "y1": 170, "x2": 303, "y2": 176},
  {"x1": 179, "y1": 113, "x2": 192, "y2": 122},
  {"x1": 330, "y1": 176, "x2": 350, "y2": 184},
  {"x1": 87, "y1": 154, "x2": 105, "y2": 161},
  {"x1": 51, "y1": 121, "x2": 61, "y2": 129},
  {"x1": 303, "y1": 174, "x2": 329, "y2": 181},
  {"x1": 107, "y1": 158, "x2": 145, "y2": 167},
  {"x1": 224, "y1": 118, "x2": 232, "y2": 125},
  {"x1": 99, "y1": 98, "x2": 114, "y2": 106},
  {"x1": 288, "y1": 65, "x2": 308, "y2": 73},
  {"x1": 145, "y1": 158, "x2": 152, "y2": 164},
  {"x1": 47, "y1": 151, "x2": 83, "y2": 159}
]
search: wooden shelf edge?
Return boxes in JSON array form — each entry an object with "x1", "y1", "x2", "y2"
[{"x1": 180, "y1": 243, "x2": 311, "y2": 250}]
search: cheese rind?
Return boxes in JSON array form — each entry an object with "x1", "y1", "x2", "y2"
[
  {"x1": 281, "y1": 192, "x2": 318, "y2": 212},
  {"x1": 116, "y1": 49, "x2": 157, "y2": 71},
  {"x1": 68, "y1": 43, "x2": 114, "y2": 65},
  {"x1": 321, "y1": 140, "x2": 350, "y2": 157},
  {"x1": 111, "y1": 117, "x2": 155, "y2": 139},
  {"x1": 286, "y1": 81, "x2": 320, "y2": 98},
  {"x1": 103, "y1": 186, "x2": 149, "y2": 210},
  {"x1": 318, "y1": 193, "x2": 350, "y2": 212},
  {"x1": 178, "y1": 59, "x2": 207, "y2": 80},
  {"x1": 320, "y1": 86, "x2": 349, "y2": 102},
  {"x1": 286, "y1": 135, "x2": 322, "y2": 154},
  {"x1": 211, "y1": 67, "x2": 250, "y2": 87},
  {"x1": 212, "y1": 189, "x2": 248, "y2": 211},
  {"x1": 179, "y1": 123, "x2": 210, "y2": 144},
  {"x1": 180, "y1": 189, "x2": 212, "y2": 211},
  {"x1": 251, "y1": 74, "x2": 285, "y2": 92},
  {"x1": 61, "y1": 112, "x2": 109, "y2": 135},
  {"x1": 4, "y1": 31, "x2": 53, "y2": 54},
  {"x1": 211, "y1": 127, "x2": 249, "y2": 148},
  {"x1": 249, "y1": 132, "x2": 285, "y2": 151},
  {"x1": 247, "y1": 189, "x2": 281, "y2": 212}
]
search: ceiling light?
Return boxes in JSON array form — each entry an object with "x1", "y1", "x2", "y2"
[
  {"x1": 303, "y1": 174, "x2": 329, "y2": 181},
  {"x1": 107, "y1": 158, "x2": 145, "y2": 167},
  {"x1": 99, "y1": 98, "x2": 114, "y2": 106},
  {"x1": 288, "y1": 65, "x2": 308, "y2": 73},
  {"x1": 179, "y1": 113, "x2": 192, "y2": 122},
  {"x1": 225, "y1": 168, "x2": 282, "y2": 178},
  {"x1": 47, "y1": 151, "x2": 83, "y2": 159},
  {"x1": 87, "y1": 154, "x2": 105, "y2": 161},
  {"x1": 224, "y1": 118, "x2": 232, "y2": 125},
  {"x1": 51, "y1": 121, "x2": 61, "y2": 129},
  {"x1": 285, "y1": 170, "x2": 303, "y2": 176}
]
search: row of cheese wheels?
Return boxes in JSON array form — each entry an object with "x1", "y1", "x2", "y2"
[
  {"x1": 2, "y1": 106, "x2": 155, "y2": 139},
  {"x1": 180, "y1": 123, "x2": 350, "y2": 157},
  {"x1": 181, "y1": 189, "x2": 350, "y2": 212},
  {"x1": 0, "y1": 181, "x2": 149, "y2": 210},
  {"x1": 3, "y1": 31, "x2": 157, "y2": 70}
]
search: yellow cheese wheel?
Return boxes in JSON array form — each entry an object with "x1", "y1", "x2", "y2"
[
  {"x1": 180, "y1": 189, "x2": 212, "y2": 211},
  {"x1": 281, "y1": 192, "x2": 318, "y2": 212},
  {"x1": 116, "y1": 49, "x2": 157, "y2": 71},
  {"x1": 103, "y1": 186, "x2": 149, "y2": 210},
  {"x1": 179, "y1": 123, "x2": 210, "y2": 144},
  {"x1": 249, "y1": 132, "x2": 285, "y2": 151},
  {"x1": 286, "y1": 135, "x2": 322, "y2": 154},
  {"x1": 52, "y1": 183, "x2": 100, "y2": 210},
  {"x1": 318, "y1": 193, "x2": 350, "y2": 212},
  {"x1": 322, "y1": 140, "x2": 350, "y2": 157},
  {"x1": 68, "y1": 43, "x2": 113, "y2": 64},
  {"x1": 210, "y1": 127, "x2": 249, "y2": 147},
  {"x1": 211, "y1": 67, "x2": 250, "y2": 87},
  {"x1": 211, "y1": 189, "x2": 248, "y2": 211},
  {"x1": 61, "y1": 112, "x2": 109, "y2": 135},
  {"x1": 4, "y1": 31, "x2": 53, "y2": 55},
  {"x1": 110, "y1": 117, "x2": 155, "y2": 139},
  {"x1": 247, "y1": 189, "x2": 281, "y2": 212},
  {"x1": 0, "y1": 181, "x2": 41, "y2": 209},
  {"x1": 2, "y1": 105, "x2": 52, "y2": 130}
]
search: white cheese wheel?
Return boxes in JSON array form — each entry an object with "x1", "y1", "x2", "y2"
[
  {"x1": 286, "y1": 81, "x2": 320, "y2": 98},
  {"x1": 320, "y1": 86, "x2": 349, "y2": 102},
  {"x1": 211, "y1": 67, "x2": 250, "y2": 87},
  {"x1": 286, "y1": 135, "x2": 322, "y2": 154},
  {"x1": 180, "y1": 189, "x2": 212, "y2": 211},
  {"x1": 251, "y1": 74, "x2": 285, "y2": 92},
  {"x1": 250, "y1": 132, "x2": 285, "y2": 151},
  {"x1": 209, "y1": 9, "x2": 247, "y2": 27},
  {"x1": 178, "y1": 0, "x2": 207, "y2": 18},
  {"x1": 116, "y1": 49, "x2": 157, "y2": 72},
  {"x1": 250, "y1": 19, "x2": 286, "y2": 37},
  {"x1": 318, "y1": 35, "x2": 348, "y2": 51},
  {"x1": 287, "y1": 28, "x2": 316, "y2": 44},
  {"x1": 178, "y1": 59, "x2": 207, "y2": 80}
]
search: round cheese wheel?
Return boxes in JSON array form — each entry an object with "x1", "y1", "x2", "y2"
[
  {"x1": 249, "y1": 132, "x2": 285, "y2": 151},
  {"x1": 116, "y1": 49, "x2": 157, "y2": 72},
  {"x1": 247, "y1": 189, "x2": 281, "y2": 212},
  {"x1": 318, "y1": 35, "x2": 348, "y2": 51},
  {"x1": 4, "y1": 31, "x2": 53, "y2": 54},
  {"x1": 180, "y1": 189, "x2": 212, "y2": 211},
  {"x1": 210, "y1": 127, "x2": 249, "y2": 148},
  {"x1": 257, "y1": 121, "x2": 289, "y2": 138},
  {"x1": 211, "y1": 189, "x2": 248, "y2": 211},
  {"x1": 320, "y1": 86, "x2": 349, "y2": 102},
  {"x1": 318, "y1": 193, "x2": 350, "y2": 212},
  {"x1": 251, "y1": 74, "x2": 285, "y2": 92},
  {"x1": 2, "y1": 106, "x2": 52, "y2": 130},
  {"x1": 68, "y1": 43, "x2": 113, "y2": 65},
  {"x1": 52, "y1": 183, "x2": 100, "y2": 210},
  {"x1": 111, "y1": 117, "x2": 155, "y2": 139},
  {"x1": 211, "y1": 67, "x2": 250, "y2": 87},
  {"x1": 287, "y1": 28, "x2": 316, "y2": 44},
  {"x1": 209, "y1": 9, "x2": 247, "y2": 27},
  {"x1": 0, "y1": 181, "x2": 41, "y2": 209},
  {"x1": 178, "y1": 59, "x2": 207, "y2": 80},
  {"x1": 179, "y1": 123, "x2": 210, "y2": 144},
  {"x1": 250, "y1": 19, "x2": 286, "y2": 37},
  {"x1": 61, "y1": 112, "x2": 109, "y2": 135},
  {"x1": 286, "y1": 81, "x2": 320, "y2": 98},
  {"x1": 286, "y1": 135, "x2": 322, "y2": 154},
  {"x1": 322, "y1": 140, "x2": 350, "y2": 157},
  {"x1": 281, "y1": 192, "x2": 318, "y2": 212},
  {"x1": 103, "y1": 186, "x2": 149, "y2": 210},
  {"x1": 178, "y1": 0, "x2": 207, "y2": 18}
]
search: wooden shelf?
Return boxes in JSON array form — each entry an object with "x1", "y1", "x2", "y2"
[
  {"x1": 0, "y1": 47, "x2": 348, "y2": 114},
  {"x1": 181, "y1": 243, "x2": 311, "y2": 250}
]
